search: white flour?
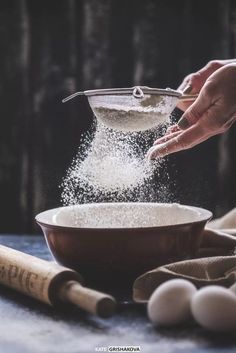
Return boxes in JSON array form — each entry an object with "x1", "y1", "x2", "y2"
[
  {"x1": 61, "y1": 120, "x2": 172, "y2": 205},
  {"x1": 90, "y1": 93, "x2": 178, "y2": 132},
  {"x1": 61, "y1": 92, "x2": 178, "y2": 208},
  {"x1": 55, "y1": 203, "x2": 201, "y2": 228}
]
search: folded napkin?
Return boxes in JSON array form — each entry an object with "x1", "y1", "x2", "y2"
[{"x1": 133, "y1": 208, "x2": 236, "y2": 302}]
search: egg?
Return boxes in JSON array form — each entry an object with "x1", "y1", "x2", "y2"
[
  {"x1": 191, "y1": 286, "x2": 236, "y2": 332},
  {"x1": 147, "y1": 279, "x2": 197, "y2": 326},
  {"x1": 230, "y1": 282, "x2": 236, "y2": 294}
]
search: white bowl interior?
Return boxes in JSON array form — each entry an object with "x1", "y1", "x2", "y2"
[{"x1": 36, "y1": 203, "x2": 211, "y2": 229}]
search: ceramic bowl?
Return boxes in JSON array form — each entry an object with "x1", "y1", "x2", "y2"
[{"x1": 36, "y1": 203, "x2": 212, "y2": 290}]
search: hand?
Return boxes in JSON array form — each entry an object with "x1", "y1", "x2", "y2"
[
  {"x1": 147, "y1": 63, "x2": 236, "y2": 160},
  {"x1": 178, "y1": 59, "x2": 236, "y2": 111}
]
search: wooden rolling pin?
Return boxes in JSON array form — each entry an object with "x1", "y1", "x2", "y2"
[{"x1": 0, "y1": 244, "x2": 116, "y2": 318}]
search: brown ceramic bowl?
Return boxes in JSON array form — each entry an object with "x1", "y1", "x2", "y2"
[{"x1": 36, "y1": 203, "x2": 212, "y2": 291}]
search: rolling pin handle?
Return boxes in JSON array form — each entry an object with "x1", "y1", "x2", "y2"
[{"x1": 59, "y1": 281, "x2": 116, "y2": 318}]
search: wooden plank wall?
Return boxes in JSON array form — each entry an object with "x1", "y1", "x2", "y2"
[{"x1": 0, "y1": 0, "x2": 235, "y2": 232}]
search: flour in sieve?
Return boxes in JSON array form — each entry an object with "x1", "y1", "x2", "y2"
[{"x1": 93, "y1": 95, "x2": 177, "y2": 132}]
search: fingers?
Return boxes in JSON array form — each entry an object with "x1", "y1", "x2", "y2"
[
  {"x1": 147, "y1": 123, "x2": 207, "y2": 160},
  {"x1": 148, "y1": 62, "x2": 236, "y2": 160},
  {"x1": 177, "y1": 88, "x2": 212, "y2": 130},
  {"x1": 147, "y1": 100, "x2": 230, "y2": 160},
  {"x1": 178, "y1": 74, "x2": 192, "y2": 93},
  {"x1": 178, "y1": 62, "x2": 222, "y2": 94},
  {"x1": 177, "y1": 100, "x2": 193, "y2": 112},
  {"x1": 153, "y1": 130, "x2": 182, "y2": 145},
  {"x1": 178, "y1": 73, "x2": 202, "y2": 95},
  {"x1": 177, "y1": 61, "x2": 223, "y2": 111},
  {"x1": 177, "y1": 79, "x2": 196, "y2": 111},
  {"x1": 166, "y1": 125, "x2": 181, "y2": 134}
]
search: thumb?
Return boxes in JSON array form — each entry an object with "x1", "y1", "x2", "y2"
[{"x1": 178, "y1": 90, "x2": 211, "y2": 130}]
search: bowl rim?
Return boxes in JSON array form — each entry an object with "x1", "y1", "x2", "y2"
[{"x1": 35, "y1": 202, "x2": 212, "y2": 231}]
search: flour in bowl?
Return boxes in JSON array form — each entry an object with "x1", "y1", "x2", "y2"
[{"x1": 55, "y1": 203, "x2": 202, "y2": 228}]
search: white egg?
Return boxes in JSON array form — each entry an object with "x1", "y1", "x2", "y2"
[
  {"x1": 230, "y1": 282, "x2": 236, "y2": 294},
  {"x1": 191, "y1": 286, "x2": 236, "y2": 332},
  {"x1": 147, "y1": 279, "x2": 197, "y2": 326}
]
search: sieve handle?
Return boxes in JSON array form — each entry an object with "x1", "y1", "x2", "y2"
[
  {"x1": 179, "y1": 93, "x2": 198, "y2": 102},
  {"x1": 62, "y1": 91, "x2": 85, "y2": 103}
]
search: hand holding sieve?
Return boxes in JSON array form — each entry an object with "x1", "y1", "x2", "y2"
[{"x1": 62, "y1": 86, "x2": 197, "y2": 132}]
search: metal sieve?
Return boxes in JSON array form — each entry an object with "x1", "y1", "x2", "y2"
[{"x1": 62, "y1": 86, "x2": 197, "y2": 132}]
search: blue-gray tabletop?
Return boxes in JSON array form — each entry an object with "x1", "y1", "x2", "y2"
[{"x1": 0, "y1": 235, "x2": 235, "y2": 353}]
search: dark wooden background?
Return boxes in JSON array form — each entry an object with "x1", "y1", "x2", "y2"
[{"x1": 1, "y1": 0, "x2": 236, "y2": 233}]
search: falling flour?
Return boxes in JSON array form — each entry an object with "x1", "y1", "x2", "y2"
[{"x1": 61, "y1": 119, "x2": 173, "y2": 207}]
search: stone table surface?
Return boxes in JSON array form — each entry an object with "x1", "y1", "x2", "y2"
[{"x1": 0, "y1": 235, "x2": 236, "y2": 353}]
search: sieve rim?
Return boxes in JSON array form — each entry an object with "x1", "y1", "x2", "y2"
[{"x1": 84, "y1": 87, "x2": 182, "y2": 98}]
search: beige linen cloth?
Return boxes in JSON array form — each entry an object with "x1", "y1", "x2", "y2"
[{"x1": 133, "y1": 208, "x2": 236, "y2": 302}]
